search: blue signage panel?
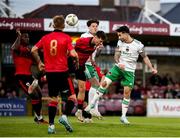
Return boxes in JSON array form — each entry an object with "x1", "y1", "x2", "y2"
[{"x1": 0, "y1": 98, "x2": 27, "y2": 116}]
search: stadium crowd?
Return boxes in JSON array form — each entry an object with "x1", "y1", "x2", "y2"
[
  {"x1": 103, "y1": 73, "x2": 180, "y2": 100},
  {"x1": 1, "y1": 73, "x2": 180, "y2": 100},
  {"x1": 0, "y1": 76, "x2": 18, "y2": 99}
]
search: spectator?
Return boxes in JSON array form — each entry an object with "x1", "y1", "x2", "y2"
[
  {"x1": 164, "y1": 84, "x2": 176, "y2": 98},
  {"x1": 11, "y1": 90, "x2": 18, "y2": 98},
  {"x1": 149, "y1": 74, "x2": 161, "y2": 86},
  {"x1": 174, "y1": 83, "x2": 180, "y2": 98},
  {"x1": 0, "y1": 89, "x2": 6, "y2": 98},
  {"x1": 0, "y1": 81, "x2": 3, "y2": 90},
  {"x1": 131, "y1": 85, "x2": 141, "y2": 100},
  {"x1": 161, "y1": 73, "x2": 174, "y2": 86}
]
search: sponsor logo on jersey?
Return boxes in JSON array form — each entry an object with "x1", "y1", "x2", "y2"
[
  {"x1": 122, "y1": 51, "x2": 131, "y2": 56},
  {"x1": 126, "y1": 46, "x2": 129, "y2": 52}
]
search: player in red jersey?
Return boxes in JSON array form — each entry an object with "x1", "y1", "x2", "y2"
[
  {"x1": 31, "y1": 15, "x2": 78, "y2": 134},
  {"x1": 74, "y1": 31, "x2": 107, "y2": 122},
  {"x1": 11, "y1": 29, "x2": 47, "y2": 124}
]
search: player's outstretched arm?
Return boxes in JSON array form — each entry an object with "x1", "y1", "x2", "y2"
[
  {"x1": 11, "y1": 28, "x2": 21, "y2": 50},
  {"x1": 140, "y1": 50, "x2": 157, "y2": 74},
  {"x1": 143, "y1": 56, "x2": 158, "y2": 74}
]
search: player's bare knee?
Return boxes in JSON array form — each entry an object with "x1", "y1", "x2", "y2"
[
  {"x1": 101, "y1": 81, "x2": 107, "y2": 88},
  {"x1": 101, "y1": 77, "x2": 112, "y2": 89}
]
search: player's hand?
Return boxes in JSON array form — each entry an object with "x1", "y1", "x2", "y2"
[
  {"x1": 151, "y1": 68, "x2": 158, "y2": 74},
  {"x1": 91, "y1": 60, "x2": 97, "y2": 67},
  {"x1": 118, "y1": 64, "x2": 125, "y2": 70},
  {"x1": 97, "y1": 44, "x2": 104, "y2": 49},
  {"x1": 72, "y1": 57, "x2": 79, "y2": 70},
  {"x1": 38, "y1": 61, "x2": 45, "y2": 72},
  {"x1": 16, "y1": 28, "x2": 21, "y2": 36}
]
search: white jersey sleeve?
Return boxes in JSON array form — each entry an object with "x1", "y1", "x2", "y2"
[
  {"x1": 137, "y1": 40, "x2": 144, "y2": 54},
  {"x1": 80, "y1": 32, "x2": 93, "y2": 38}
]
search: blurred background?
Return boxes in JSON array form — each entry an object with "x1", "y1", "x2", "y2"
[{"x1": 0, "y1": 0, "x2": 180, "y2": 117}]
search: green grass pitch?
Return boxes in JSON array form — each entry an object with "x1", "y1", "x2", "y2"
[{"x1": 0, "y1": 116, "x2": 180, "y2": 137}]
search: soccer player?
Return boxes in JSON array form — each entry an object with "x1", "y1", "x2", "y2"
[
  {"x1": 84, "y1": 65, "x2": 104, "y2": 123},
  {"x1": 31, "y1": 15, "x2": 78, "y2": 134},
  {"x1": 81, "y1": 19, "x2": 104, "y2": 119},
  {"x1": 11, "y1": 29, "x2": 47, "y2": 124},
  {"x1": 74, "y1": 30, "x2": 107, "y2": 122},
  {"x1": 85, "y1": 25, "x2": 158, "y2": 124}
]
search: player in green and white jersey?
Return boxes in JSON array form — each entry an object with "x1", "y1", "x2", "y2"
[{"x1": 85, "y1": 25, "x2": 157, "y2": 124}]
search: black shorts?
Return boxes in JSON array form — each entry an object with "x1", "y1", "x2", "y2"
[
  {"x1": 46, "y1": 71, "x2": 75, "y2": 97},
  {"x1": 75, "y1": 65, "x2": 86, "y2": 81},
  {"x1": 15, "y1": 74, "x2": 34, "y2": 95}
]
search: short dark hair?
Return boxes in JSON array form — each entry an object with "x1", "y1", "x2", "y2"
[
  {"x1": 87, "y1": 19, "x2": 99, "y2": 27},
  {"x1": 116, "y1": 25, "x2": 130, "y2": 34},
  {"x1": 95, "y1": 31, "x2": 107, "y2": 41}
]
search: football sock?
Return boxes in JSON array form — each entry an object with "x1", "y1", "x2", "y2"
[
  {"x1": 30, "y1": 90, "x2": 42, "y2": 117},
  {"x1": 122, "y1": 98, "x2": 130, "y2": 117},
  {"x1": 65, "y1": 100, "x2": 75, "y2": 115},
  {"x1": 48, "y1": 101, "x2": 58, "y2": 125},
  {"x1": 90, "y1": 91, "x2": 103, "y2": 107},
  {"x1": 89, "y1": 87, "x2": 99, "y2": 111},
  {"x1": 95, "y1": 100, "x2": 99, "y2": 111},
  {"x1": 88, "y1": 87, "x2": 95, "y2": 105},
  {"x1": 31, "y1": 99, "x2": 42, "y2": 116},
  {"x1": 77, "y1": 99, "x2": 84, "y2": 110}
]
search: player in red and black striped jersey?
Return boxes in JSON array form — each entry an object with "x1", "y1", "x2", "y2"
[
  {"x1": 75, "y1": 37, "x2": 96, "y2": 66},
  {"x1": 31, "y1": 15, "x2": 78, "y2": 134},
  {"x1": 11, "y1": 29, "x2": 47, "y2": 124},
  {"x1": 74, "y1": 31, "x2": 107, "y2": 122}
]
